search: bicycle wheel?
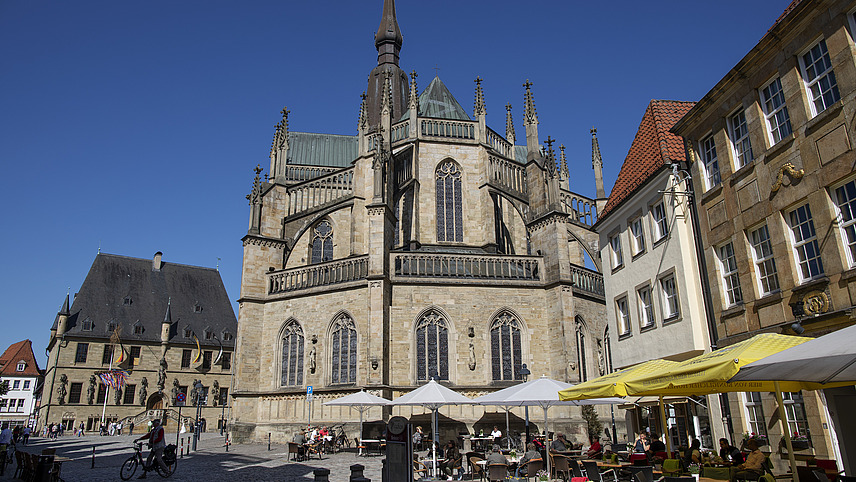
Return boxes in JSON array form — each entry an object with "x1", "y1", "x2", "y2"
[
  {"x1": 155, "y1": 461, "x2": 175, "y2": 478},
  {"x1": 120, "y1": 457, "x2": 138, "y2": 481}
]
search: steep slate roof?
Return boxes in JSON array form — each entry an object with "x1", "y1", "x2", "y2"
[
  {"x1": 53, "y1": 253, "x2": 237, "y2": 348},
  {"x1": 287, "y1": 132, "x2": 358, "y2": 168},
  {"x1": 401, "y1": 76, "x2": 471, "y2": 121},
  {"x1": 599, "y1": 100, "x2": 695, "y2": 221},
  {"x1": 0, "y1": 340, "x2": 41, "y2": 377}
]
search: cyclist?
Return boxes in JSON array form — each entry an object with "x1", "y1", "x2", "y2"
[{"x1": 133, "y1": 419, "x2": 166, "y2": 478}]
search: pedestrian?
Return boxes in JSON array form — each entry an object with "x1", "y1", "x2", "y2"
[
  {"x1": 22, "y1": 426, "x2": 30, "y2": 445},
  {"x1": 79, "y1": 422, "x2": 85, "y2": 437},
  {"x1": 50, "y1": 424, "x2": 58, "y2": 440},
  {"x1": 58, "y1": 423, "x2": 64, "y2": 437},
  {"x1": 12, "y1": 426, "x2": 20, "y2": 444},
  {"x1": 129, "y1": 422, "x2": 135, "y2": 436},
  {"x1": 118, "y1": 421, "x2": 123, "y2": 435}
]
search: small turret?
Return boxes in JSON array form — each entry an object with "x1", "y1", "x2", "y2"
[
  {"x1": 55, "y1": 292, "x2": 70, "y2": 337},
  {"x1": 161, "y1": 298, "x2": 172, "y2": 357},
  {"x1": 365, "y1": 0, "x2": 408, "y2": 129},
  {"x1": 270, "y1": 108, "x2": 289, "y2": 182}
]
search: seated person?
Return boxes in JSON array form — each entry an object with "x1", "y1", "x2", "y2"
[
  {"x1": 490, "y1": 426, "x2": 503, "y2": 443},
  {"x1": 586, "y1": 437, "x2": 603, "y2": 458},
  {"x1": 633, "y1": 432, "x2": 650, "y2": 453},
  {"x1": 442, "y1": 440, "x2": 462, "y2": 479},
  {"x1": 648, "y1": 433, "x2": 666, "y2": 458},
  {"x1": 550, "y1": 432, "x2": 570, "y2": 453},
  {"x1": 684, "y1": 438, "x2": 702, "y2": 466},
  {"x1": 719, "y1": 438, "x2": 744, "y2": 465},
  {"x1": 486, "y1": 444, "x2": 508, "y2": 465},
  {"x1": 731, "y1": 439, "x2": 764, "y2": 482},
  {"x1": 517, "y1": 443, "x2": 542, "y2": 477},
  {"x1": 293, "y1": 430, "x2": 306, "y2": 444}
]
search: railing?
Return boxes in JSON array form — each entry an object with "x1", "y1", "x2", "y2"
[
  {"x1": 367, "y1": 133, "x2": 380, "y2": 152},
  {"x1": 485, "y1": 127, "x2": 513, "y2": 158},
  {"x1": 560, "y1": 190, "x2": 597, "y2": 226},
  {"x1": 269, "y1": 256, "x2": 369, "y2": 294},
  {"x1": 570, "y1": 264, "x2": 604, "y2": 297},
  {"x1": 393, "y1": 253, "x2": 541, "y2": 281},
  {"x1": 488, "y1": 155, "x2": 528, "y2": 197},
  {"x1": 420, "y1": 119, "x2": 475, "y2": 140},
  {"x1": 391, "y1": 121, "x2": 410, "y2": 143},
  {"x1": 283, "y1": 165, "x2": 340, "y2": 184},
  {"x1": 287, "y1": 167, "x2": 354, "y2": 217}
]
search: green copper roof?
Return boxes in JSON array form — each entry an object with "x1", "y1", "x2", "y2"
[
  {"x1": 287, "y1": 132, "x2": 358, "y2": 168},
  {"x1": 400, "y1": 76, "x2": 471, "y2": 121}
]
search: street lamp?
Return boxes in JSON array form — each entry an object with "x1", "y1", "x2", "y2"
[
  {"x1": 192, "y1": 381, "x2": 205, "y2": 451},
  {"x1": 519, "y1": 364, "x2": 531, "y2": 444}
]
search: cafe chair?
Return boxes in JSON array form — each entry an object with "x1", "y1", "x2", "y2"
[
  {"x1": 413, "y1": 460, "x2": 430, "y2": 480},
  {"x1": 287, "y1": 442, "x2": 302, "y2": 461},
  {"x1": 815, "y1": 460, "x2": 844, "y2": 482},
  {"x1": 583, "y1": 460, "x2": 617, "y2": 482},
  {"x1": 630, "y1": 454, "x2": 649, "y2": 465},
  {"x1": 469, "y1": 456, "x2": 486, "y2": 481},
  {"x1": 569, "y1": 459, "x2": 586, "y2": 478},
  {"x1": 664, "y1": 477, "x2": 696, "y2": 482},
  {"x1": 488, "y1": 463, "x2": 509, "y2": 482},
  {"x1": 355, "y1": 438, "x2": 366, "y2": 456},
  {"x1": 550, "y1": 453, "x2": 570, "y2": 481},
  {"x1": 305, "y1": 441, "x2": 323, "y2": 459},
  {"x1": 662, "y1": 459, "x2": 683, "y2": 477},
  {"x1": 628, "y1": 465, "x2": 655, "y2": 482},
  {"x1": 519, "y1": 458, "x2": 543, "y2": 481}
]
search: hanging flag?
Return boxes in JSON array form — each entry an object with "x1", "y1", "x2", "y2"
[
  {"x1": 110, "y1": 326, "x2": 126, "y2": 364},
  {"x1": 97, "y1": 369, "x2": 130, "y2": 390},
  {"x1": 213, "y1": 335, "x2": 223, "y2": 365},
  {"x1": 192, "y1": 332, "x2": 201, "y2": 364}
]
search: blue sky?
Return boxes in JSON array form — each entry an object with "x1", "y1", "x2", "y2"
[{"x1": 0, "y1": 1, "x2": 788, "y2": 365}]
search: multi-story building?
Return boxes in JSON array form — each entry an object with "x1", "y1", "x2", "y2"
[
  {"x1": 671, "y1": 0, "x2": 856, "y2": 467},
  {"x1": 233, "y1": 0, "x2": 612, "y2": 443},
  {"x1": 41, "y1": 252, "x2": 237, "y2": 433},
  {"x1": 596, "y1": 100, "x2": 725, "y2": 449},
  {"x1": 0, "y1": 340, "x2": 42, "y2": 430}
]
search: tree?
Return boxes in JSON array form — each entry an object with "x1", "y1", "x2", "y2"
[
  {"x1": 581, "y1": 405, "x2": 603, "y2": 442},
  {"x1": 0, "y1": 381, "x2": 8, "y2": 397}
]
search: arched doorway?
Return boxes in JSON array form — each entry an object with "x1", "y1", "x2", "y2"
[{"x1": 146, "y1": 393, "x2": 165, "y2": 410}]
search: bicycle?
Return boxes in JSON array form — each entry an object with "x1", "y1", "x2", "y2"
[{"x1": 119, "y1": 442, "x2": 176, "y2": 480}]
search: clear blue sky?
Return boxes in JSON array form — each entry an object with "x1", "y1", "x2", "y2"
[{"x1": 0, "y1": 1, "x2": 788, "y2": 366}]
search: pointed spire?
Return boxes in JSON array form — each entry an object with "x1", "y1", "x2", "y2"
[
  {"x1": 163, "y1": 298, "x2": 172, "y2": 324},
  {"x1": 474, "y1": 76, "x2": 486, "y2": 116},
  {"x1": 247, "y1": 164, "x2": 263, "y2": 206},
  {"x1": 381, "y1": 73, "x2": 393, "y2": 118},
  {"x1": 591, "y1": 127, "x2": 606, "y2": 199},
  {"x1": 505, "y1": 103, "x2": 515, "y2": 145},
  {"x1": 559, "y1": 144, "x2": 569, "y2": 182},
  {"x1": 359, "y1": 92, "x2": 368, "y2": 131},
  {"x1": 523, "y1": 79, "x2": 538, "y2": 125},
  {"x1": 60, "y1": 292, "x2": 70, "y2": 316},
  {"x1": 545, "y1": 136, "x2": 557, "y2": 176},
  {"x1": 408, "y1": 70, "x2": 419, "y2": 111},
  {"x1": 375, "y1": 0, "x2": 403, "y2": 66}
]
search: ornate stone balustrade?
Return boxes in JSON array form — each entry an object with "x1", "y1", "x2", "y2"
[
  {"x1": 570, "y1": 263, "x2": 604, "y2": 298},
  {"x1": 393, "y1": 253, "x2": 541, "y2": 282},
  {"x1": 560, "y1": 190, "x2": 597, "y2": 226},
  {"x1": 287, "y1": 168, "x2": 354, "y2": 217},
  {"x1": 485, "y1": 127, "x2": 513, "y2": 158},
  {"x1": 488, "y1": 155, "x2": 528, "y2": 197},
  {"x1": 283, "y1": 165, "x2": 340, "y2": 184},
  {"x1": 268, "y1": 256, "x2": 369, "y2": 295},
  {"x1": 420, "y1": 119, "x2": 475, "y2": 140},
  {"x1": 390, "y1": 121, "x2": 410, "y2": 143}
]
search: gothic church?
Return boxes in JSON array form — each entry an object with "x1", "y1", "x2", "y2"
[{"x1": 233, "y1": 0, "x2": 611, "y2": 443}]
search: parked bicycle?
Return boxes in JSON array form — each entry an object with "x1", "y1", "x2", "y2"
[{"x1": 119, "y1": 442, "x2": 176, "y2": 480}]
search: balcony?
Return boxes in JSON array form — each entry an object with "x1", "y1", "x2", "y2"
[
  {"x1": 570, "y1": 264, "x2": 605, "y2": 298},
  {"x1": 392, "y1": 252, "x2": 542, "y2": 284},
  {"x1": 268, "y1": 256, "x2": 369, "y2": 295}
]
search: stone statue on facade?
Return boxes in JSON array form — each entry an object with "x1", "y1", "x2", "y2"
[
  {"x1": 139, "y1": 377, "x2": 148, "y2": 406},
  {"x1": 308, "y1": 346, "x2": 317, "y2": 374},
  {"x1": 157, "y1": 357, "x2": 167, "y2": 392},
  {"x1": 596, "y1": 338, "x2": 605, "y2": 376},
  {"x1": 58, "y1": 374, "x2": 68, "y2": 405},
  {"x1": 171, "y1": 378, "x2": 180, "y2": 404},
  {"x1": 114, "y1": 385, "x2": 123, "y2": 405},
  {"x1": 190, "y1": 379, "x2": 200, "y2": 406},
  {"x1": 87, "y1": 375, "x2": 96, "y2": 405},
  {"x1": 212, "y1": 380, "x2": 220, "y2": 406},
  {"x1": 467, "y1": 342, "x2": 476, "y2": 371}
]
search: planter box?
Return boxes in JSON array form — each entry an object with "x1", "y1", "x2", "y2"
[{"x1": 790, "y1": 440, "x2": 811, "y2": 450}]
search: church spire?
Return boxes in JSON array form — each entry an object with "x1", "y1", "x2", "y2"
[
  {"x1": 375, "y1": 0, "x2": 403, "y2": 66},
  {"x1": 591, "y1": 127, "x2": 605, "y2": 199}
]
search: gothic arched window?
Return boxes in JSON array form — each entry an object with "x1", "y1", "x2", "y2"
[
  {"x1": 415, "y1": 310, "x2": 449, "y2": 381},
  {"x1": 435, "y1": 161, "x2": 463, "y2": 242},
  {"x1": 490, "y1": 311, "x2": 523, "y2": 381},
  {"x1": 576, "y1": 319, "x2": 588, "y2": 382},
  {"x1": 330, "y1": 313, "x2": 357, "y2": 385},
  {"x1": 310, "y1": 220, "x2": 333, "y2": 264},
  {"x1": 280, "y1": 320, "x2": 305, "y2": 387}
]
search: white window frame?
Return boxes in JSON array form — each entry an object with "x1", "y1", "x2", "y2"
[
  {"x1": 12, "y1": 380, "x2": 20, "y2": 389},
  {"x1": 782, "y1": 392, "x2": 810, "y2": 439},
  {"x1": 743, "y1": 392, "x2": 769, "y2": 440},
  {"x1": 760, "y1": 77, "x2": 792, "y2": 145},
  {"x1": 787, "y1": 203, "x2": 825, "y2": 282},
  {"x1": 23, "y1": 381, "x2": 30, "y2": 390},
  {"x1": 660, "y1": 274, "x2": 680, "y2": 321},
  {"x1": 729, "y1": 108, "x2": 754, "y2": 170},
  {"x1": 718, "y1": 241, "x2": 743, "y2": 307},
  {"x1": 748, "y1": 224, "x2": 780, "y2": 295},
  {"x1": 651, "y1": 201, "x2": 669, "y2": 241},
  {"x1": 616, "y1": 296, "x2": 631, "y2": 336},
  {"x1": 700, "y1": 134, "x2": 721, "y2": 189},
  {"x1": 630, "y1": 216, "x2": 645, "y2": 256},
  {"x1": 16, "y1": 362, "x2": 25, "y2": 371},
  {"x1": 610, "y1": 232, "x2": 624, "y2": 269},
  {"x1": 832, "y1": 178, "x2": 856, "y2": 267},
  {"x1": 638, "y1": 285, "x2": 655, "y2": 328},
  {"x1": 799, "y1": 38, "x2": 840, "y2": 116}
]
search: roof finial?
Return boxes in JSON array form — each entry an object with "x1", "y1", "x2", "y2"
[
  {"x1": 545, "y1": 136, "x2": 557, "y2": 176},
  {"x1": 359, "y1": 92, "x2": 368, "y2": 131},
  {"x1": 474, "y1": 76, "x2": 486, "y2": 116},
  {"x1": 163, "y1": 297, "x2": 172, "y2": 324},
  {"x1": 505, "y1": 103, "x2": 515, "y2": 145},
  {"x1": 523, "y1": 79, "x2": 538, "y2": 125},
  {"x1": 409, "y1": 71, "x2": 419, "y2": 111},
  {"x1": 559, "y1": 144, "x2": 569, "y2": 182},
  {"x1": 375, "y1": 0, "x2": 403, "y2": 66},
  {"x1": 381, "y1": 73, "x2": 393, "y2": 118}
]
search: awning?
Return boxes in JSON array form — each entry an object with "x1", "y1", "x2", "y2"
[{"x1": 617, "y1": 396, "x2": 690, "y2": 410}]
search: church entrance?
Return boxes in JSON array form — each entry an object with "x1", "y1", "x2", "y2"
[{"x1": 147, "y1": 393, "x2": 165, "y2": 410}]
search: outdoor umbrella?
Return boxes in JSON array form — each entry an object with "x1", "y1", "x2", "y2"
[
  {"x1": 476, "y1": 375, "x2": 623, "y2": 477},
  {"x1": 392, "y1": 379, "x2": 472, "y2": 478},
  {"x1": 323, "y1": 390, "x2": 390, "y2": 455}
]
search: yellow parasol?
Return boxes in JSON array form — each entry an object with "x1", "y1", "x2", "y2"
[{"x1": 558, "y1": 359, "x2": 680, "y2": 400}]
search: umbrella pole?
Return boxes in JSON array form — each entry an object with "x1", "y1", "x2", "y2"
[
  {"x1": 505, "y1": 407, "x2": 511, "y2": 450},
  {"x1": 433, "y1": 408, "x2": 438, "y2": 478},
  {"x1": 659, "y1": 395, "x2": 672, "y2": 456},
  {"x1": 774, "y1": 383, "x2": 799, "y2": 482},
  {"x1": 359, "y1": 408, "x2": 364, "y2": 456},
  {"x1": 544, "y1": 405, "x2": 551, "y2": 478}
]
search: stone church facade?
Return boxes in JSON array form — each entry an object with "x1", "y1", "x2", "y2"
[{"x1": 233, "y1": 0, "x2": 612, "y2": 443}]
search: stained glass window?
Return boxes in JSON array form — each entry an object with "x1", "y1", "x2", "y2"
[
  {"x1": 490, "y1": 312, "x2": 523, "y2": 381},
  {"x1": 415, "y1": 310, "x2": 449, "y2": 381},
  {"x1": 311, "y1": 220, "x2": 333, "y2": 264},
  {"x1": 436, "y1": 161, "x2": 463, "y2": 242},
  {"x1": 330, "y1": 313, "x2": 357, "y2": 385},
  {"x1": 280, "y1": 320, "x2": 305, "y2": 386}
]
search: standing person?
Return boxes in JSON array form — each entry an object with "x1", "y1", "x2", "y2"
[
  {"x1": 412, "y1": 426, "x2": 423, "y2": 451},
  {"x1": 50, "y1": 424, "x2": 58, "y2": 440},
  {"x1": 21, "y1": 427, "x2": 30, "y2": 446},
  {"x1": 0, "y1": 426, "x2": 12, "y2": 450},
  {"x1": 118, "y1": 422, "x2": 123, "y2": 435},
  {"x1": 78, "y1": 422, "x2": 85, "y2": 437},
  {"x1": 129, "y1": 422, "x2": 134, "y2": 436},
  {"x1": 134, "y1": 419, "x2": 167, "y2": 479}
]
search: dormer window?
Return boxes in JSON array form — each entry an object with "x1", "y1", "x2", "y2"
[
  {"x1": 194, "y1": 302, "x2": 203, "y2": 313},
  {"x1": 183, "y1": 327, "x2": 193, "y2": 339},
  {"x1": 204, "y1": 328, "x2": 213, "y2": 340},
  {"x1": 107, "y1": 321, "x2": 118, "y2": 333},
  {"x1": 82, "y1": 319, "x2": 94, "y2": 331},
  {"x1": 16, "y1": 361, "x2": 25, "y2": 371},
  {"x1": 222, "y1": 331, "x2": 233, "y2": 341},
  {"x1": 133, "y1": 322, "x2": 144, "y2": 335},
  {"x1": 123, "y1": 296, "x2": 133, "y2": 306}
]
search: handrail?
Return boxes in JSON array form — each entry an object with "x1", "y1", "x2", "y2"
[
  {"x1": 269, "y1": 256, "x2": 369, "y2": 294},
  {"x1": 283, "y1": 165, "x2": 340, "y2": 184}
]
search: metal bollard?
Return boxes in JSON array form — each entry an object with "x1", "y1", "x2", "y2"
[
  {"x1": 91, "y1": 446, "x2": 95, "y2": 469},
  {"x1": 268, "y1": 433, "x2": 271, "y2": 451},
  {"x1": 180, "y1": 436, "x2": 184, "y2": 458},
  {"x1": 349, "y1": 464, "x2": 365, "y2": 481},
  {"x1": 313, "y1": 468, "x2": 330, "y2": 482},
  {"x1": 225, "y1": 433, "x2": 229, "y2": 452}
]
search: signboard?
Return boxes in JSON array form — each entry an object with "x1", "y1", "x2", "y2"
[
  {"x1": 307, "y1": 386, "x2": 313, "y2": 402},
  {"x1": 176, "y1": 392, "x2": 186, "y2": 406}
]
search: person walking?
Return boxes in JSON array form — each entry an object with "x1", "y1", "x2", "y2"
[
  {"x1": 129, "y1": 422, "x2": 134, "y2": 436},
  {"x1": 21, "y1": 427, "x2": 30, "y2": 446},
  {"x1": 78, "y1": 422, "x2": 85, "y2": 437}
]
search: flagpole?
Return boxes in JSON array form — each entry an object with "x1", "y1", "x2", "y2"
[{"x1": 101, "y1": 347, "x2": 113, "y2": 428}]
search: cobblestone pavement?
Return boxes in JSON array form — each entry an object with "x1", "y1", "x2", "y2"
[{"x1": 0, "y1": 434, "x2": 386, "y2": 482}]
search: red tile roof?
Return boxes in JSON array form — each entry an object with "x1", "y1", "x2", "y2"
[
  {"x1": 599, "y1": 100, "x2": 695, "y2": 221},
  {"x1": 0, "y1": 340, "x2": 41, "y2": 377}
]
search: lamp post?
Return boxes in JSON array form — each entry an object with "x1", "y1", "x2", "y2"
[
  {"x1": 220, "y1": 391, "x2": 226, "y2": 436},
  {"x1": 520, "y1": 363, "x2": 531, "y2": 445},
  {"x1": 192, "y1": 381, "x2": 205, "y2": 451}
]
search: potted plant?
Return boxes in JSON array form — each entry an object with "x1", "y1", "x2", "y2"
[
  {"x1": 790, "y1": 433, "x2": 811, "y2": 450},
  {"x1": 742, "y1": 432, "x2": 768, "y2": 447},
  {"x1": 536, "y1": 469, "x2": 550, "y2": 481}
]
